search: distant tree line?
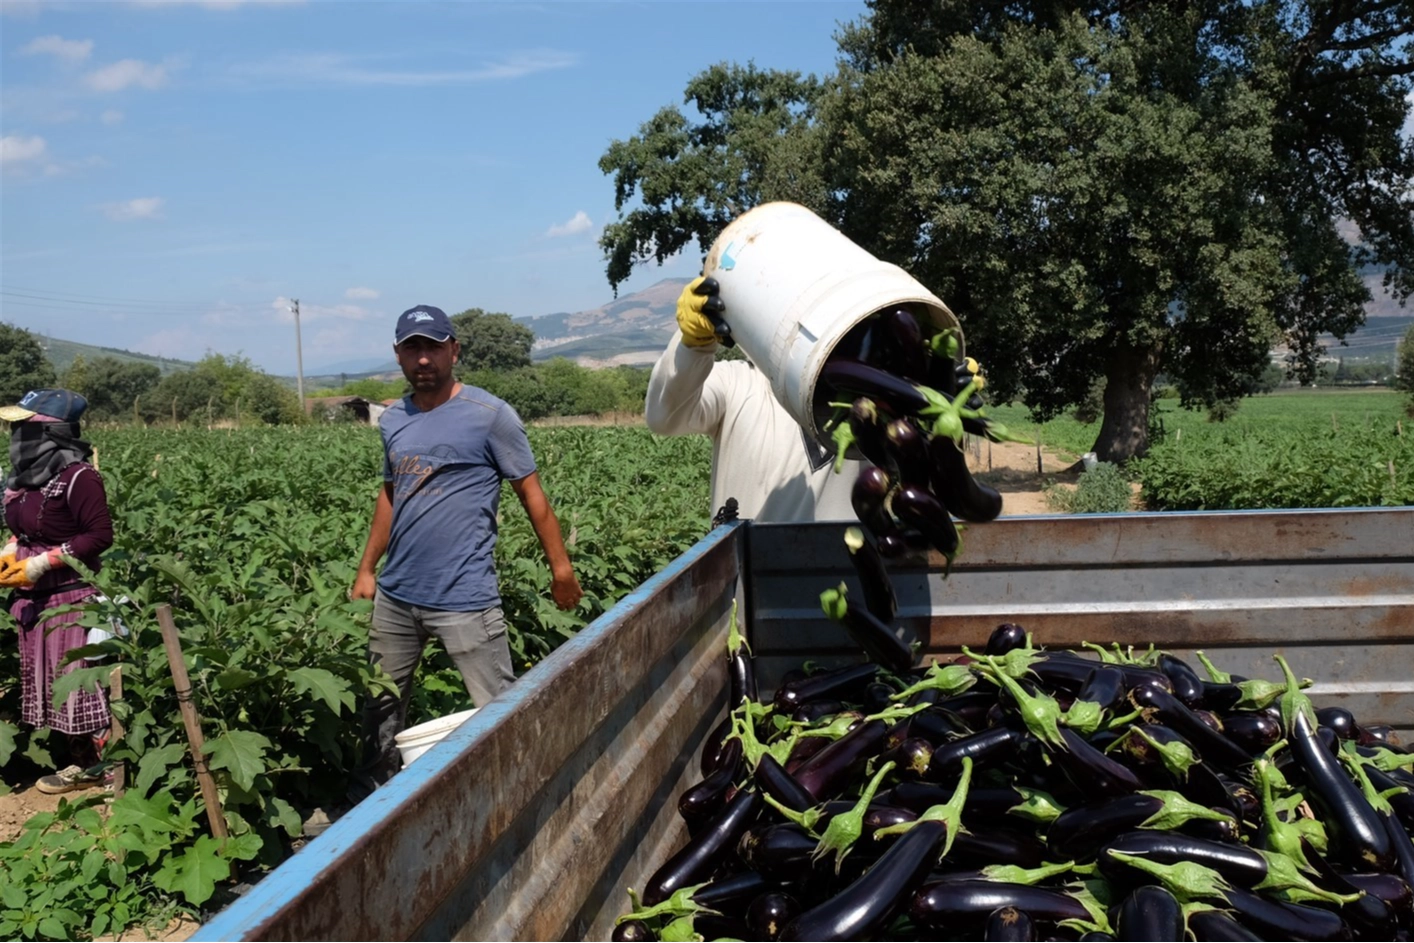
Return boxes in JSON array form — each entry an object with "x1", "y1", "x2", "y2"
[{"x1": 1, "y1": 322, "x2": 304, "y2": 425}]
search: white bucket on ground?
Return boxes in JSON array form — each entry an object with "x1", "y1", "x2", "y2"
[
  {"x1": 703, "y1": 201, "x2": 963, "y2": 446},
  {"x1": 394, "y1": 708, "x2": 478, "y2": 767}
]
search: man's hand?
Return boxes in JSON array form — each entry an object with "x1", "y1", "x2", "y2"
[
  {"x1": 550, "y1": 567, "x2": 583, "y2": 611},
  {"x1": 350, "y1": 569, "x2": 378, "y2": 601},
  {"x1": 676, "y1": 276, "x2": 726, "y2": 348}
]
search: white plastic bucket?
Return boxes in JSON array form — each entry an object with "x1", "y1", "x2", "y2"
[
  {"x1": 703, "y1": 201, "x2": 963, "y2": 446},
  {"x1": 394, "y1": 708, "x2": 478, "y2": 767}
]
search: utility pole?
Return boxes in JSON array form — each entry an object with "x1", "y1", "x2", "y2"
[{"x1": 290, "y1": 298, "x2": 306, "y2": 413}]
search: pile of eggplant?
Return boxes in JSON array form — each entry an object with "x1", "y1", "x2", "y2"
[
  {"x1": 816, "y1": 307, "x2": 1028, "y2": 562},
  {"x1": 612, "y1": 610, "x2": 1414, "y2": 941}
]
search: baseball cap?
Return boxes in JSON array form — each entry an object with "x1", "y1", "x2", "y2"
[
  {"x1": 395, "y1": 305, "x2": 454, "y2": 345},
  {"x1": 0, "y1": 389, "x2": 88, "y2": 423}
]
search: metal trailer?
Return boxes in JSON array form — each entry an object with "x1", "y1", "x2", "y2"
[{"x1": 193, "y1": 507, "x2": 1414, "y2": 942}]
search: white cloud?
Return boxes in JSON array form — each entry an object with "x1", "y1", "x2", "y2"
[
  {"x1": 345, "y1": 286, "x2": 380, "y2": 300},
  {"x1": 547, "y1": 211, "x2": 592, "y2": 238},
  {"x1": 0, "y1": 134, "x2": 47, "y2": 164},
  {"x1": 230, "y1": 49, "x2": 578, "y2": 87},
  {"x1": 98, "y1": 196, "x2": 165, "y2": 220},
  {"x1": 101, "y1": 109, "x2": 125, "y2": 125},
  {"x1": 86, "y1": 59, "x2": 168, "y2": 92},
  {"x1": 271, "y1": 296, "x2": 375, "y2": 323},
  {"x1": 22, "y1": 35, "x2": 95, "y2": 62}
]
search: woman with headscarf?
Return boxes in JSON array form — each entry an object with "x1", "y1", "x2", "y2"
[{"x1": 0, "y1": 389, "x2": 115, "y2": 794}]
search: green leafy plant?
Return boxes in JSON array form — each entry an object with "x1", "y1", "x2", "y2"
[{"x1": 1045, "y1": 462, "x2": 1135, "y2": 514}]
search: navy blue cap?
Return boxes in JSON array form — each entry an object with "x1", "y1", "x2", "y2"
[
  {"x1": 0, "y1": 389, "x2": 87, "y2": 423},
  {"x1": 395, "y1": 305, "x2": 454, "y2": 345}
]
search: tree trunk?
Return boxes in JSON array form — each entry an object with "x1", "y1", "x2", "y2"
[{"x1": 1090, "y1": 341, "x2": 1162, "y2": 464}]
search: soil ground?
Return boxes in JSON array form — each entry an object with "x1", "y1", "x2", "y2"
[{"x1": 0, "y1": 426, "x2": 1081, "y2": 940}]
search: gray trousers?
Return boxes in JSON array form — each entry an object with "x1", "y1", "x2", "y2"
[{"x1": 356, "y1": 592, "x2": 515, "y2": 790}]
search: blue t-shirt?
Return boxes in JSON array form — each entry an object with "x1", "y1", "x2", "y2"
[{"x1": 376, "y1": 386, "x2": 536, "y2": 611}]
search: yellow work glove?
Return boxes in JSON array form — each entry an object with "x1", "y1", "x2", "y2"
[
  {"x1": 676, "y1": 276, "x2": 727, "y2": 348},
  {"x1": 0, "y1": 555, "x2": 31, "y2": 589}
]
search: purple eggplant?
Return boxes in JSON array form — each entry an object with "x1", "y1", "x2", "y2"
[
  {"x1": 746, "y1": 891, "x2": 800, "y2": 942},
  {"x1": 1115, "y1": 885, "x2": 1184, "y2": 941},
  {"x1": 843, "y1": 525, "x2": 897, "y2": 626},
  {"x1": 1187, "y1": 909, "x2": 1264, "y2": 942},
  {"x1": 892, "y1": 484, "x2": 960, "y2": 560},
  {"x1": 1221, "y1": 712, "x2": 1282, "y2": 755},
  {"x1": 1316, "y1": 706, "x2": 1358, "y2": 740},
  {"x1": 850, "y1": 464, "x2": 897, "y2": 541},
  {"x1": 820, "y1": 359, "x2": 930, "y2": 417},
  {"x1": 610, "y1": 919, "x2": 656, "y2": 941},
  {"x1": 874, "y1": 307, "x2": 928, "y2": 382},
  {"x1": 738, "y1": 822, "x2": 821, "y2": 886},
  {"x1": 792, "y1": 719, "x2": 891, "y2": 802},
  {"x1": 884, "y1": 416, "x2": 933, "y2": 487},
  {"x1": 642, "y1": 789, "x2": 762, "y2": 905},
  {"x1": 1055, "y1": 726, "x2": 1142, "y2": 798},
  {"x1": 985, "y1": 906, "x2": 1035, "y2": 942},
  {"x1": 910, "y1": 881, "x2": 1093, "y2": 928},
  {"x1": 928, "y1": 434, "x2": 1004, "y2": 523},
  {"x1": 678, "y1": 738, "x2": 743, "y2": 832},
  {"x1": 1130, "y1": 681, "x2": 1253, "y2": 772},
  {"x1": 929, "y1": 726, "x2": 1032, "y2": 780},
  {"x1": 985, "y1": 623, "x2": 1029, "y2": 657},
  {"x1": 774, "y1": 663, "x2": 880, "y2": 713},
  {"x1": 1157, "y1": 653, "x2": 1205, "y2": 708},
  {"x1": 1046, "y1": 792, "x2": 1234, "y2": 861},
  {"x1": 820, "y1": 583, "x2": 914, "y2": 676},
  {"x1": 755, "y1": 753, "x2": 818, "y2": 814}
]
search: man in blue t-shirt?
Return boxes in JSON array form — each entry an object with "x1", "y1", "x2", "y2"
[{"x1": 350, "y1": 304, "x2": 582, "y2": 789}]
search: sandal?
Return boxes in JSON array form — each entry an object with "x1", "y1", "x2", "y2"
[{"x1": 35, "y1": 764, "x2": 104, "y2": 795}]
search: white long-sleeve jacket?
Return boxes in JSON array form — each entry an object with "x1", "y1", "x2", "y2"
[{"x1": 645, "y1": 334, "x2": 862, "y2": 523}]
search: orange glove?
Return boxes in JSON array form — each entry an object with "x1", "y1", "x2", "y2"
[{"x1": 0, "y1": 554, "x2": 31, "y2": 589}]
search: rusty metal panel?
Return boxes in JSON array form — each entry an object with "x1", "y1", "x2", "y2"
[
  {"x1": 746, "y1": 509, "x2": 1414, "y2": 736},
  {"x1": 193, "y1": 523, "x2": 743, "y2": 943}
]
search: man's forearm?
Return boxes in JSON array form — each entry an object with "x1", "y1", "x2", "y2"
[{"x1": 358, "y1": 484, "x2": 395, "y2": 576}]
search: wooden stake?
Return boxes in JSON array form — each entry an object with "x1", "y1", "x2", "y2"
[
  {"x1": 156, "y1": 604, "x2": 228, "y2": 841},
  {"x1": 109, "y1": 666, "x2": 126, "y2": 799}
]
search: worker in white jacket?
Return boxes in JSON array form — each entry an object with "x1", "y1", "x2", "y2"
[{"x1": 645, "y1": 278, "x2": 862, "y2": 523}]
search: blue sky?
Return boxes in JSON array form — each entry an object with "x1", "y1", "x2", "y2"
[{"x1": 1, "y1": 0, "x2": 867, "y2": 374}]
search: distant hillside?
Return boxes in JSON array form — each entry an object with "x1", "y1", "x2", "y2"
[
  {"x1": 38, "y1": 335, "x2": 197, "y2": 376},
  {"x1": 516, "y1": 278, "x2": 690, "y2": 366}
]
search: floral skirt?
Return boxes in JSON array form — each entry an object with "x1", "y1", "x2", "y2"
[{"x1": 12, "y1": 584, "x2": 109, "y2": 736}]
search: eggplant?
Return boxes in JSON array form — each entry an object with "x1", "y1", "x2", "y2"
[
  {"x1": 910, "y1": 880, "x2": 1094, "y2": 927},
  {"x1": 610, "y1": 919, "x2": 656, "y2": 942},
  {"x1": 1365, "y1": 764, "x2": 1414, "y2": 830},
  {"x1": 1075, "y1": 664, "x2": 1128, "y2": 712},
  {"x1": 850, "y1": 464, "x2": 897, "y2": 542},
  {"x1": 892, "y1": 484, "x2": 960, "y2": 560},
  {"x1": 874, "y1": 307, "x2": 928, "y2": 383},
  {"x1": 985, "y1": 906, "x2": 1035, "y2": 942},
  {"x1": 1220, "y1": 886, "x2": 1348, "y2": 941},
  {"x1": 1157, "y1": 653, "x2": 1205, "y2": 708},
  {"x1": 1340, "y1": 870, "x2": 1412, "y2": 914},
  {"x1": 1056, "y1": 726, "x2": 1142, "y2": 798},
  {"x1": 1187, "y1": 909, "x2": 1265, "y2": 942},
  {"x1": 819, "y1": 583, "x2": 914, "y2": 676},
  {"x1": 755, "y1": 752, "x2": 818, "y2": 814},
  {"x1": 1115, "y1": 885, "x2": 1184, "y2": 941},
  {"x1": 949, "y1": 827, "x2": 1048, "y2": 870},
  {"x1": 746, "y1": 891, "x2": 800, "y2": 941},
  {"x1": 1097, "y1": 831, "x2": 1268, "y2": 888},
  {"x1": 985, "y1": 623, "x2": 1029, "y2": 657},
  {"x1": 881, "y1": 737, "x2": 935, "y2": 781},
  {"x1": 1288, "y1": 705, "x2": 1394, "y2": 871},
  {"x1": 928, "y1": 434, "x2": 1004, "y2": 523},
  {"x1": 1316, "y1": 706, "x2": 1358, "y2": 741},
  {"x1": 774, "y1": 663, "x2": 880, "y2": 713},
  {"x1": 1384, "y1": 806, "x2": 1414, "y2": 891},
  {"x1": 929, "y1": 726, "x2": 1032, "y2": 780},
  {"x1": 792, "y1": 719, "x2": 890, "y2": 802},
  {"x1": 934, "y1": 689, "x2": 1001, "y2": 730},
  {"x1": 642, "y1": 789, "x2": 762, "y2": 905},
  {"x1": 791, "y1": 700, "x2": 845, "y2": 724},
  {"x1": 820, "y1": 359, "x2": 930, "y2": 417},
  {"x1": 883, "y1": 417, "x2": 934, "y2": 488},
  {"x1": 859, "y1": 805, "x2": 919, "y2": 856},
  {"x1": 738, "y1": 822, "x2": 821, "y2": 886},
  {"x1": 678, "y1": 738, "x2": 743, "y2": 832},
  {"x1": 862, "y1": 681, "x2": 895, "y2": 715},
  {"x1": 729, "y1": 644, "x2": 757, "y2": 711},
  {"x1": 1046, "y1": 792, "x2": 1233, "y2": 861},
  {"x1": 905, "y1": 707, "x2": 968, "y2": 745},
  {"x1": 1028, "y1": 654, "x2": 1105, "y2": 694},
  {"x1": 838, "y1": 397, "x2": 892, "y2": 470},
  {"x1": 843, "y1": 525, "x2": 897, "y2": 626},
  {"x1": 1357, "y1": 723, "x2": 1400, "y2": 746},
  {"x1": 700, "y1": 714, "x2": 734, "y2": 777},
  {"x1": 1221, "y1": 712, "x2": 1282, "y2": 755},
  {"x1": 1130, "y1": 681, "x2": 1254, "y2": 771},
  {"x1": 690, "y1": 870, "x2": 771, "y2": 912},
  {"x1": 777, "y1": 815, "x2": 948, "y2": 941}
]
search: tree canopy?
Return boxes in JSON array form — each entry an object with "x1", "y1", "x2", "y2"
[
  {"x1": 599, "y1": 0, "x2": 1413, "y2": 462},
  {"x1": 450, "y1": 308, "x2": 535, "y2": 372},
  {"x1": 0, "y1": 323, "x2": 58, "y2": 406}
]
